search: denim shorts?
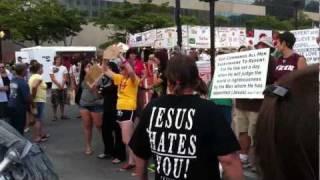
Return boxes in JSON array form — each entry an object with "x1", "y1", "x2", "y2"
[
  {"x1": 80, "y1": 105, "x2": 104, "y2": 113},
  {"x1": 35, "y1": 102, "x2": 45, "y2": 120}
]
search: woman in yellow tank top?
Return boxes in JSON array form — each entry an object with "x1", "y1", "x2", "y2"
[
  {"x1": 28, "y1": 62, "x2": 49, "y2": 143},
  {"x1": 104, "y1": 54, "x2": 140, "y2": 171}
]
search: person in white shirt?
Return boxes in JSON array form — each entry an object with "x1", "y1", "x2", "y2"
[
  {"x1": 50, "y1": 56, "x2": 69, "y2": 121},
  {"x1": 69, "y1": 61, "x2": 80, "y2": 91},
  {"x1": 199, "y1": 49, "x2": 211, "y2": 61}
]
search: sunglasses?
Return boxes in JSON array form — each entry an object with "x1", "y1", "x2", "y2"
[{"x1": 0, "y1": 66, "x2": 4, "y2": 69}]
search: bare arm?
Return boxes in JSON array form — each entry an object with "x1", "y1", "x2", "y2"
[
  {"x1": 0, "y1": 86, "x2": 8, "y2": 91},
  {"x1": 61, "y1": 73, "x2": 68, "y2": 89},
  {"x1": 104, "y1": 66, "x2": 115, "y2": 79},
  {"x1": 297, "y1": 57, "x2": 307, "y2": 70},
  {"x1": 31, "y1": 79, "x2": 42, "y2": 99},
  {"x1": 50, "y1": 74, "x2": 62, "y2": 88},
  {"x1": 218, "y1": 152, "x2": 244, "y2": 180},
  {"x1": 135, "y1": 156, "x2": 149, "y2": 180},
  {"x1": 119, "y1": 55, "x2": 137, "y2": 82}
]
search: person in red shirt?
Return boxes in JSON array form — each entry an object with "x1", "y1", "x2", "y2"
[{"x1": 127, "y1": 49, "x2": 144, "y2": 78}]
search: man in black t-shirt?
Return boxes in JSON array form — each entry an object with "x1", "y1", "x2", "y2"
[{"x1": 129, "y1": 95, "x2": 243, "y2": 180}]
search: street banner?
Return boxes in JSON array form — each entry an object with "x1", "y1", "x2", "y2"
[
  {"x1": 154, "y1": 27, "x2": 177, "y2": 48},
  {"x1": 188, "y1": 26, "x2": 210, "y2": 48},
  {"x1": 141, "y1": 29, "x2": 157, "y2": 47},
  {"x1": 291, "y1": 29, "x2": 320, "y2": 64},
  {"x1": 254, "y1": 29, "x2": 272, "y2": 46},
  {"x1": 216, "y1": 27, "x2": 247, "y2": 48},
  {"x1": 130, "y1": 26, "x2": 247, "y2": 49},
  {"x1": 210, "y1": 48, "x2": 270, "y2": 99}
]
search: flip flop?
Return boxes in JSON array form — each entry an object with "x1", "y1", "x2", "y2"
[{"x1": 85, "y1": 149, "x2": 93, "y2": 155}]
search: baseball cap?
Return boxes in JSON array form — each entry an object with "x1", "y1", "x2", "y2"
[{"x1": 255, "y1": 37, "x2": 274, "y2": 49}]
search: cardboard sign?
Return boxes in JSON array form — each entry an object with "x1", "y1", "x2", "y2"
[
  {"x1": 210, "y1": 48, "x2": 270, "y2": 99},
  {"x1": 85, "y1": 64, "x2": 103, "y2": 88},
  {"x1": 103, "y1": 45, "x2": 121, "y2": 60}
]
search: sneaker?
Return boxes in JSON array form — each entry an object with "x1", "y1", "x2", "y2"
[
  {"x1": 148, "y1": 164, "x2": 156, "y2": 173},
  {"x1": 120, "y1": 163, "x2": 136, "y2": 171},
  {"x1": 240, "y1": 156, "x2": 250, "y2": 169},
  {"x1": 97, "y1": 153, "x2": 111, "y2": 159}
]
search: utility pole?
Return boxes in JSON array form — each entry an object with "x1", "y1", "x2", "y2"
[
  {"x1": 175, "y1": 0, "x2": 182, "y2": 48},
  {"x1": 293, "y1": 0, "x2": 301, "y2": 29},
  {"x1": 201, "y1": 0, "x2": 218, "y2": 76}
]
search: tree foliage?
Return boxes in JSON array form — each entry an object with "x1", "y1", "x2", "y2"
[
  {"x1": 94, "y1": 1, "x2": 175, "y2": 46},
  {"x1": 246, "y1": 16, "x2": 293, "y2": 30},
  {"x1": 0, "y1": 0, "x2": 86, "y2": 45},
  {"x1": 95, "y1": 1, "x2": 222, "y2": 47},
  {"x1": 246, "y1": 13, "x2": 313, "y2": 31}
]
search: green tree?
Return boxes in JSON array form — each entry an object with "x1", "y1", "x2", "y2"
[
  {"x1": 0, "y1": 0, "x2": 86, "y2": 45},
  {"x1": 246, "y1": 16, "x2": 293, "y2": 31},
  {"x1": 95, "y1": 1, "x2": 175, "y2": 47},
  {"x1": 290, "y1": 11, "x2": 314, "y2": 29},
  {"x1": 215, "y1": 16, "x2": 230, "y2": 27}
]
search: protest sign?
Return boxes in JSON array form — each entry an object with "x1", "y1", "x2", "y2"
[
  {"x1": 103, "y1": 45, "x2": 121, "y2": 60},
  {"x1": 291, "y1": 29, "x2": 319, "y2": 64},
  {"x1": 210, "y1": 48, "x2": 270, "y2": 99},
  {"x1": 85, "y1": 64, "x2": 104, "y2": 88},
  {"x1": 216, "y1": 27, "x2": 247, "y2": 48},
  {"x1": 154, "y1": 27, "x2": 177, "y2": 48},
  {"x1": 196, "y1": 61, "x2": 211, "y2": 85},
  {"x1": 188, "y1": 26, "x2": 210, "y2": 49}
]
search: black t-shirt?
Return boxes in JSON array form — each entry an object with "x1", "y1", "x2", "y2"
[{"x1": 129, "y1": 95, "x2": 240, "y2": 180}]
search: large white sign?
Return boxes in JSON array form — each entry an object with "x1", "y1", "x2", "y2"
[
  {"x1": 129, "y1": 26, "x2": 247, "y2": 49},
  {"x1": 188, "y1": 26, "x2": 210, "y2": 48},
  {"x1": 216, "y1": 27, "x2": 247, "y2": 48},
  {"x1": 154, "y1": 27, "x2": 177, "y2": 48},
  {"x1": 291, "y1": 29, "x2": 320, "y2": 64},
  {"x1": 210, "y1": 48, "x2": 270, "y2": 99}
]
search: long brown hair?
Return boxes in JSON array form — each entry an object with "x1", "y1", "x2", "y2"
[
  {"x1": 255, "y1": 64, "x2": 319, "y2": 180},
  {"x1": 165, "y1": 54, "x2": 202, "y2": 95}
]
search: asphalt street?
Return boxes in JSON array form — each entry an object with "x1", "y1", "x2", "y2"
[{"x1": 31, "y1": 104, "x2": 257, "y2": 180}]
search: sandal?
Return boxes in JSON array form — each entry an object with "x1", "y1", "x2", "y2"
[
  {"x1": 41, "y1": 134, "x2": 50, "y2": 139},
  {"x1": 34, "y1": 137, "x2": 47, "y2": 143},
  {"x1": 112, "y1": 158, "x2": 121, "y2": 164},
  {"x1": 120, "y1": 163, "x2": 136, "y2": 171},
  {"x1": 85, "y1": 149, "x2": 93, "y2": 155}
]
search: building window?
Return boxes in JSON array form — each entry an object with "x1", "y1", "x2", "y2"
[{"x1": 92, "y1": 0, "x2": 98, "y2": 6}]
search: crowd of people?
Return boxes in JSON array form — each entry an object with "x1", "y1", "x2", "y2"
[{"x1": 0, "y1": 30, "x2": 318, "y2": 180}]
